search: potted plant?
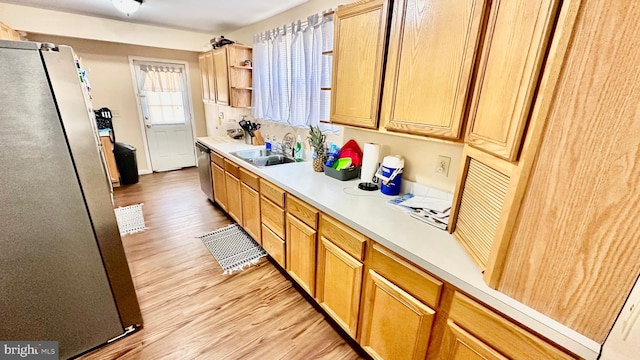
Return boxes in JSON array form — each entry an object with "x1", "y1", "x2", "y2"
[{"x1": 307, "y1": 125, "x2": 326, "y2": 172}]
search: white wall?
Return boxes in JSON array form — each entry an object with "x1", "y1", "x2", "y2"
[{"x1": 0, "y1": 2, "x2": 211, "y2": 51}]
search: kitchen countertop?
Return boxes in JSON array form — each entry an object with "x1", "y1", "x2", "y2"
[{"x1": 197, "y1": 136, "x2": 600, "y2": 359}]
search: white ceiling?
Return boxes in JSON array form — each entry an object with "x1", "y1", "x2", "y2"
[{"x1": 0, "y1": 0, "x2": 310, "y2": 33}]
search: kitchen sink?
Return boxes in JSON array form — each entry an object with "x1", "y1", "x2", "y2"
[{"x1": 231, "y1": 149, "x2": 297, "y2": 167}]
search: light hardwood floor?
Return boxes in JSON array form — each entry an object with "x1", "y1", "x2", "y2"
[{"x1": 80, "y1": 168, "x2": 363, "y2": 360}]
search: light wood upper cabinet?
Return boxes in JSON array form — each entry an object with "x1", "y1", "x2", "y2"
[
  {"x1": 211, "y1": 162, "x2": 227, "y2": 210},
  {"x1": 241, "y1": 183, "x2": 261, "y2": 243},
  {"x1": 227, "y1": 45, "x2": 253, "y2": 108},
  {"x1": 330, "y1": 0, "x2": 390, "y2": 129},
  {"x1": 359, "y1": 270, "x2": 435, "y2": 360},
  {"x1": 286, "y1": 214, "x2": 318, "y2": 296},
  {"x1": 212, "y1": 47, "x2": 230, "y2": 106},
  {"x1": 380, "y1": 0, "x2": 488, "y2": 139},
  {"x1": 465, "y1": 0, "x2": 560, "y2": 161},
  {"x1": 316, "y1": 236, "x2": 364, "y2": 337},
  {"x1": 198, "y1": 53, "x2": 211, "y2": 101}
]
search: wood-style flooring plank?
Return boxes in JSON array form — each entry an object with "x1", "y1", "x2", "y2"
[{"x1": 80, "y1": 168, "x2": 362, "y2": 360}]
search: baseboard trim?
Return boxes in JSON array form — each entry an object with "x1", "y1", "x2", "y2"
[{"x1": 138, "y1": 169, "x2": 153, "y2": 175}]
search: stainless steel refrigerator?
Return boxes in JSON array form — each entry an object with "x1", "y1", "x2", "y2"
[{"x1": 0, "y1": 40, "x2": 142, "y2": 358}]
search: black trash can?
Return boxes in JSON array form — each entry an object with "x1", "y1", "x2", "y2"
[{"x1": 113, "y1": 142, "x2": 139, "y2": 185}]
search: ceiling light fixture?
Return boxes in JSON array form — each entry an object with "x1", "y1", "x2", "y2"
[{"x1": 112, "y1": 0, "x2": 143, "y2": 16}]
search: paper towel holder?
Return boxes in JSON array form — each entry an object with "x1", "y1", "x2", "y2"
[{"x1": 358, "y1": 168, "x2": 379, "y2": 191}]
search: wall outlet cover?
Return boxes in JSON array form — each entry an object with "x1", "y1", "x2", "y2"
[{"x1": 436, "y1": 155, "x2": 451, "y2": 177}]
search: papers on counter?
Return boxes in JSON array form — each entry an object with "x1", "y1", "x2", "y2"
[{"x1": 387, "y1": 190, "x2": 453, "y2": 231}]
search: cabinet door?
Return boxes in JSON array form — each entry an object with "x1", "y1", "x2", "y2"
[
  {"x1": 262, "y1": 224, "x2": 285, "y2": 267},
  {"x1": 439, "y1": 321, "x2": 507, "y2": 360},
  {"x1": 212, "y1": 162, "x2": 227, "y2": 210},
  {"x1": 316, "y1": 236, "x2": 364, "y2": 337},
  {"x1": 224, "y1": 172, "x2": 243, "y2": 224},
  {"x1": 260, "y1": 197, "x2": 285, "y2": 239},
  {"x1": 212, "y1": 47, "x2": 230, "y2": 106},
  {"x1": 286, "y1": 214, "x2": 317, "y2": 296},
  {"x1": 359, "y1": 270, "x2": 435, "y2": 360},
  {"x1": 198, "y1": 53, "x2": 211, "y2": 101},
  {"x1": 465, "y1": 0, "x2": 560, "y2": 161},
  {"x1": 241, "y1": 183, "x2": 261, "y2": 243},
  {"x1": 381, "y1": 0, "x2": 487, "y2": 139},
  {"x1": 205, "y1": 52, "x2": 216, "y2": 101},
  {"x1": 330, "y1": 0, "x2": 390, "y2": 129}
]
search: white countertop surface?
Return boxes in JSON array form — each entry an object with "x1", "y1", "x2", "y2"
[{"x1": 197, "y1": 136, "x2": 601, "y2": 359}]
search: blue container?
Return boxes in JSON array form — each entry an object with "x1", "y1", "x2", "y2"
[{"x1": 379, "y1": 156, "x2": 404, "y2": 196}]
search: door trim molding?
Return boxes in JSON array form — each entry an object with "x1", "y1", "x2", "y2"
[{"x1": 127, "y1": 56, "x2": 198, "y2": 172}]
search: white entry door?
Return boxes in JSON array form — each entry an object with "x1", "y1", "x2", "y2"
[{"x1": 133, "y1": 60, "x2": 196, "y2": 171}]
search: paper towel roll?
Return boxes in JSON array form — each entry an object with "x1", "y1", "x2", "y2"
[{"x1": 360, "y1": 143, "x2": 381, "y2": 183}]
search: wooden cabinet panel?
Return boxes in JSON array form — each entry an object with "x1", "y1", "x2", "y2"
[
  {"x1": 330, "y1": 0, "x2": 390, "y2": 129},
  {"x1": 260, "y1": 196, "x2": 285, "y2": 239},
  {"x1": 359, "y1": 270, "x2": 435, "y2": 360},
  {"x1": 100, "y1": 135, "x2": 120, "y2": 186},
  {"x1": 262, "y1": 224, "x2": 285, "y2": 267},
  {"x1": 224, "y1": 172, "x2": 242, "y2": 224},
  {"x1": 286, "y1": 214, "x2": 317, "y2": 296},
  {"x1": 211, "y1": 151, "x2": 225, "y2": 167},
  {"x1": 212, "y1": 162, "x2": 227, "y2": 210},
  {"x1": 466, "y1": 0, "x2": 560, "y2": 161},
  {"x1": 241, "y1": 183, "x2": 261, "y2": 243},
  {"x1": 370, "y1": 243, "x2": 442, "y2": 309},
  {"x1": 198, "y1": 53, "x2": 211, "y2": 101},
  {"x1": 381, "y1": 0, "x2": 487, "y2": 139},
  {"x1": 316, "y1": 236, "x2": 364, "y2": 337},
  {"x1": 239, "y1": 167, "x2": 260, "y2": 191},
  {"x1": 448, "y1": 292, "x2": 577, "y2": 360},
  {"x1": 212, "y1": 47, "x2": 230, "y2": 106},
  {"x1": 259, "y1": 179, "x2": 286, "y2": 208},
  {"x1": 440, "y1": 321, "x2": 507, "y2": 360},
  {"x1": 223, "y1": 158, "x2": 240, "y2": 178},
  {"x1": 205, "y1": 52, "x2": 216, "y2": 101},
  {"x1": 286, "y1": 195, "x2": 318, "y2": 229},
  {"x1": 319, "y1": 214, "x2": 367, "y2": 261}
]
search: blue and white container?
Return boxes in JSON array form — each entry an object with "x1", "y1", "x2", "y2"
[{"x1": 376, "y1": 155, "x2": 404, "y2": 196}]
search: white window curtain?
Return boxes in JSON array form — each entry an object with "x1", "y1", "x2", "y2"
[
  {"x1": 252, "y1": 12, "x2": 334, "y2": 130},
  {"x1": 139, "y1": 65, "x2": 187, "y2": 125}
]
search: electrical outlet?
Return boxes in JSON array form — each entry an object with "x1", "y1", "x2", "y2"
[
  {"x1": 622, "y1": 301, "x2": 640, "y2": 340},
  {"x1": 436, "y1": 155, "x2": 451, "y2": 177}
]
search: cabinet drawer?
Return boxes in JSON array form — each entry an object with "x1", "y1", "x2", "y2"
[
  {"x1": 223, "y1": 158, "x2": 240, "y2": 178},
  {"x1": 319, "y1": 214, "x2": 367, "y2": 261},
  {"x1": 260, "y1": 179, "x2": 286, "y2": 207},
  {"x1": 211, "y1": 151, "x2": 225, "y2": 167},
  {"x1": 286, "y1": 195, "x2": 318, "y2": 229},
  {"x1": 261, "y1": 196, "x2": 285, "y2": 239},
  {"x1": 262, "y1": 224, "x2": 285, "y2": 268},
  {"x1": 239, "y1": 167, "x2": 260, "y2": 191},
  {"x1": 449, "y1": 292, "x2": 578, "y2": 360},
  {"x1": 370, "y1": 243, "x2": 442, "y2": 309}
]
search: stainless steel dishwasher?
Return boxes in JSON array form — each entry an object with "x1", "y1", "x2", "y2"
[{"x1": 196, "y1": 141, "x2": 213, "y2": 201}]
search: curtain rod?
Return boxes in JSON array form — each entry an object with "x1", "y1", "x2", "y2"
[{"x1": 254, "y1": 8, "x2": 333, "y2": 41}]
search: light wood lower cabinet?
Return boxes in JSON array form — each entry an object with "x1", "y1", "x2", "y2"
[
  {"x1": 443, "y1": 292, "x2": 578, "y2": 360},
  {"x1": 285, "y1": 214, "x2": 317, "y2": 296},
  {"x1": 224, "y1": 172, "x2": 242, "y2": 224},
  {"x1": 211, "y1": 162, "x2": 227, "y2": 210},
  {"x1": 440, "y1": 321, "x2": 508, "y2": 360},
  {"x1": 241, "y1": 183, "x2": 260, "y2": 243},
  {"x1": 316, "y1": 236, "x2": 364, "y2": 337},
  {"x1": 262, "y1": 224, "x2": 285, "y2": 267},
  {"x1": 359, "y1": 270, "x2": 435, "y2": 360}
]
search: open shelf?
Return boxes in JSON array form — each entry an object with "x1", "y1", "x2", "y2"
[
  {"x1": 231, "y1": 65, "x2": 253, "y2": 70},
  {"x1": 322, "y1": 50, "x2": 333, "y2": 55},
  {"x1": 232, "y1": 86, "x2": 253, "y2": 90}
]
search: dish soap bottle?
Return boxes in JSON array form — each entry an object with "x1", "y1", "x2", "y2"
[{"x1": 295, "y1": 135, "x2": 303, "y2": 161}]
